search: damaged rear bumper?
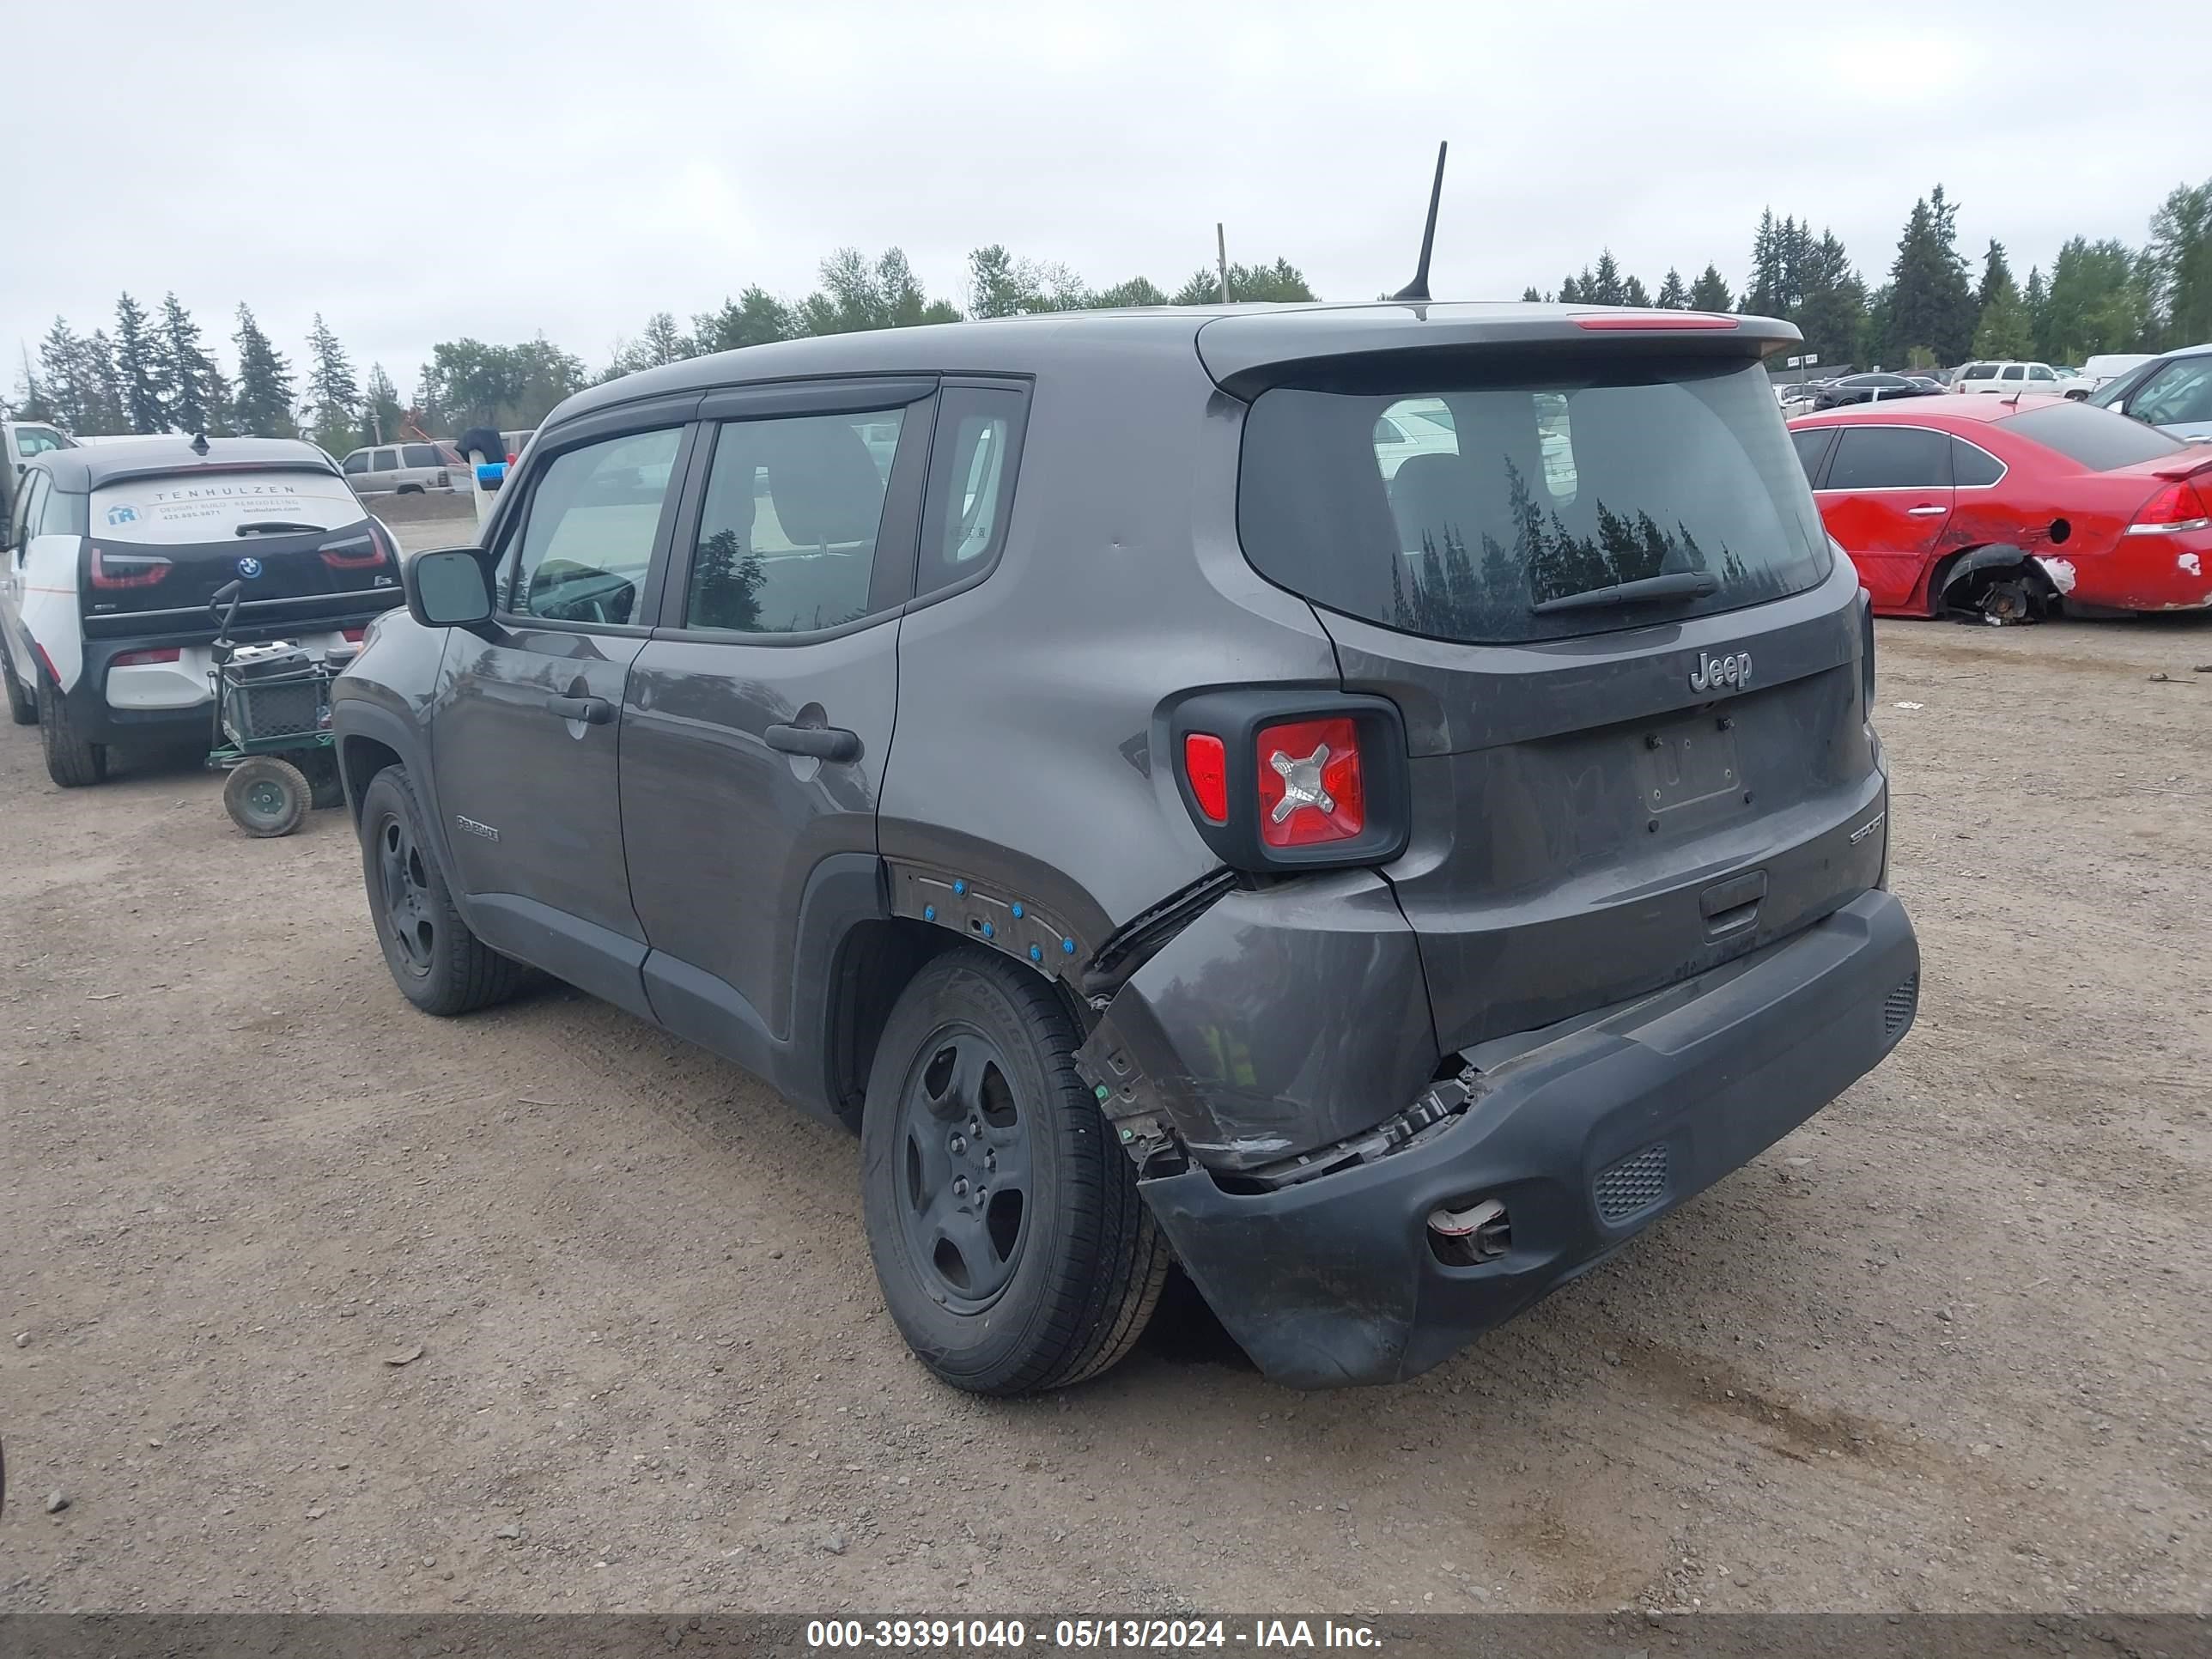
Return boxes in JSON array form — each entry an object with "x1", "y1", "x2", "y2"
[{"x1": 1119, "y1": 889, "x2": 1921, "y2": 1389}]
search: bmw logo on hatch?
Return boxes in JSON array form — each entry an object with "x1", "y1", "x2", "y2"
[{"x1": 236, "y1": 556, "x2": 264, "y2": 579}]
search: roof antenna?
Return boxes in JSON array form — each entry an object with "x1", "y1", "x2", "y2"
[
  {"x1": 1390, "y1": 141, "x2": 1449, "y2": 303},
  {"x1": 190, "y1": 431, "x2": 210, "y2": 456}
]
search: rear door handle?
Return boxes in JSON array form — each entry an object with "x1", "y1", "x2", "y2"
[
  {"x1": 766, "y1": 722, "x2": 861, "y2": 763},
  {"x1": 1907, "y1": 504, "x2": 1948, "y2": 517},
  {"x1": 545, "y1": 694, "x2": 615, "y2": 725}
]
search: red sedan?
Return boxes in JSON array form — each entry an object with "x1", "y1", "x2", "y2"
[{"x1": 1789, "y1": 396, "x2": 2212, "y2": 622}]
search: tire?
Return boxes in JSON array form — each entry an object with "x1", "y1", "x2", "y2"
[
  {"x1": 35, "y1": 674, "x2": 107, "y2": 787},
  {"x1": 861, "y1": 946, "x2": 1170, "y2": 1395},
  {"x1": 357, "y1": 763, "x2": 523, "y2": 1016},
  {"x1": 222, "y1": 756, "x2": 311, "y2": 837},
  {"x1": 1, "y1": 638, "x2": 35, "y2": 726}
]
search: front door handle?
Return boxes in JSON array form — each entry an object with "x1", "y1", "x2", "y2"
[
  {"x1": 1907, "y1": 504, "x2": 1948, "y2": 517},
  {"x1": 766, "y1": 722, "x2": 861, "y2": 763},
  {"x1": 546, "y1": 694, "x2": 615, "y2": 725}
]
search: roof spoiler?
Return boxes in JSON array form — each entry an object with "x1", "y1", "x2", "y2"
[{"x1": 1195, "y1": 311, "x2": 1801, "y2": 402}]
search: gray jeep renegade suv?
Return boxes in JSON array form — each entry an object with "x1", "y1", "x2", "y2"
[{"x1": 333, "y1": 302, "x2": 1919, "y2": 1393}]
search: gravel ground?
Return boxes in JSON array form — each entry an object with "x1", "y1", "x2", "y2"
[{"x1": 3, "y1": 564, "x2": 2207, "y2": 1614}]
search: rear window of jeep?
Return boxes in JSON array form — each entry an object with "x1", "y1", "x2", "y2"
[{"x1": 1237, "y1": 358, "x2": 1832, "y2": 644}]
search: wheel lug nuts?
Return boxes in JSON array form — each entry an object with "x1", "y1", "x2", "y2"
[
  {"x1": 950, "y1": 1134, "x2": 966, "y2": 1154},
  {"x1": 953, "y1": 1177, "x2": 968, "y2": 1196}
]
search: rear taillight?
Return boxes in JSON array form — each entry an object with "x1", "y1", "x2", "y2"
[
  {"x1": 2126, "y1": 478, "x2": 2212, "y2": 536},
  {"x1": 320, "y1": 524, "x2": 392, "y2": 570},
  {"x1": 111, "y1": 647, "x2": 183, "y2": 667},
  {"x1": 1255, "y1": 716, "x2": 1365, "y2": 847},
  {"x1": 89, "y1": 547, "x2": 173, "y2": 588},
  {"x1": 435, "y1": 470, "x2": 450, "y2": 487},
  {"x1": 342, "y1": 627, "x2": 366, "y2": 643},
  {"x1": 1170, "y1": 691, "x2": 1408, "y2": 872}
]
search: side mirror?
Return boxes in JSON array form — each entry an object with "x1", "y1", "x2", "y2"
[{"x1": 404, "y1": 547, "x2": 495, "y2": 629}]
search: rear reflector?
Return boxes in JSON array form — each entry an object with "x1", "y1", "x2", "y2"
[
  {"x1": 1572, "y1": 313, "x2": 1739, "y2": 331},
  {"x1": 111, "y1": 647, "x2": 183, "y2": 667},
  {"x1": 1255, "y1": 716, "x2": 1365, "y2": 847},
  {"x1": 1182, "y1": 732, "x2": 1229, "y2": 823},
  {"x1": 89, "y1": 547, "x2": 173, "y2": 588},
  {"x1": 2126, "y1": 477, "x2": 2212, "y2": 536}
]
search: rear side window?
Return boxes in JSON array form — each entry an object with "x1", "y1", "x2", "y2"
[
  {"x1": 90, "y1": 469, "x2": 362, "y2": 543},
  {"x1": 1998, "y1": 366, "x2": 2025, "y2": 382},
  {"x1": 684, "y1": 410, "x2": 902, "y2": 635},
  {"x1": 42, "y1": 486, "x2": 89, "y2": 538},
  {"x1": 915, "y1": 385, "x2": 1027, "y2": 599},
  {"x1": 1236, "y1": 358, "x2": 1831, "y2": 644},
  {"x1": 2001, "y1": 401, "x2": 2189, "y2": 471},
  {"x1": 507, "y1": 428, "x2": 682, "y2": 625},
  {"x1": 1950, "y1": 438, "x2": 2006, "y2": 486},
  {"x1": 401, "y1": 444, "x2": 441, "y2": 467},
  {"x1": 1790, "y1": 427, "x2": 1835, "y2": 481},
  {"x1": 1959, "y1": 364, "x2": 1995, "y2": 381},
  {"x1": 371, "y1": 449, "x2": 398, "y2": 471},
  {"x1": 1824, "y1": 427, "x2": 1951, "y2": 490}
]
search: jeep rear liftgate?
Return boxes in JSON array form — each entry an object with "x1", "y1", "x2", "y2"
[{"x1": 1212, "y1": 331, "x2": 1891, "y2": 1060}]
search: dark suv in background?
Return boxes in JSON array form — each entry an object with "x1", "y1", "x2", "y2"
[{"x1": 333, "y1": 303, "x2": 1920, "y2": 1393}]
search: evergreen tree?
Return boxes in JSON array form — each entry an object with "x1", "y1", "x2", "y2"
[
  {"x1": 1521, "y1": 285, "x2": 1543, "y2": 303},
  {"x1": 360, "y1": 362, "x2": 404, "y2": 447},
  {"x1": 1559, "y1": 273, "x2": 1583, "y2": 304},
  {"x1": 1688, "y1": 264, "x2": 1733, "y2": 313},
  {"x1": 1621, "y1": 275, "x2": 1652, "y2": 308},
  {"x1": 158, "y1": 293, "x2": 223, "y2": 435},
  {"x1": 692, "y1": 287, "x2": 797, "y2": 353},
  {"x1": 1790, "y1": 229, "x2": 1869, "y2": 369},
  {"x1": 1588, "y1": 250, "x2": 1626, "y2": 305},
  {"x1": 1976, "y1": 240, "x2": 2014, "y2": 313},
  {"x1": 37, "y1": 319, "x2": 86, "y2": 433},
  {"x1": 12, "y1": 349, "x2": 57, "y2": 423},
  {"x1": 112, "y1": 292, "x2": 167, "y2": 433},
  {"x1": 1655, "y1": 268, "x2": 1689, "y2": 309},
  {"x1": 1884, "y1": 185, "x2": 1976, "y2": 365},
  {"x1": 76, "y1": 329, "x2": 128, "y2": 435},
  {"x1": 604, "y1": 311, "x2": 696, "y2": 379},
  {"x1": 231, "y1": 305, "x2": 297, "y2": 437},
  {"x1": 2147, "y1": 178, "x2": 2212, "y2": 349},
  {"x1": 2023, "y1": 266, "x2": 2051, "y2": 356},
  {"x1": 303, "y1": 313, "x2": 359, "y2": 453}
]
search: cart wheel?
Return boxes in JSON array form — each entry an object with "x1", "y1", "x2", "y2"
[{"x1": 224, "y1": 757, "x2": 311, "y2": 838}]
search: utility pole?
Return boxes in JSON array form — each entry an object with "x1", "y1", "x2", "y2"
[{"x1": 1217, "y1": 223, "x2": 1231, "y2": 304}]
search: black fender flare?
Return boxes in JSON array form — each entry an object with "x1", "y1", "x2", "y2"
[{"x1": 333, "y1": 702, "x2": 471, "y2": 921}]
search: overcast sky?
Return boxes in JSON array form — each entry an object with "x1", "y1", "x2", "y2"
[{"x1": 7, "y1": 2, "x2": 2203, "y2": 397}]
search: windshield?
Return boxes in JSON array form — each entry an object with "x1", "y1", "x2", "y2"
[
  {"x1": 1237, "y1": 357, "x2": 1832, "y2": 644},
  {"x1": 89, "y1": 469, "x2": 364, "y2": 544}
]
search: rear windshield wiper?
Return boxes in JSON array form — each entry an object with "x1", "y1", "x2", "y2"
[
  {"x1": 234, "y1": 521, "x2": 323, "y2": 538},
  {"x1": 1530, "y1": 570, "x2": 1719, "y2": 617}
]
